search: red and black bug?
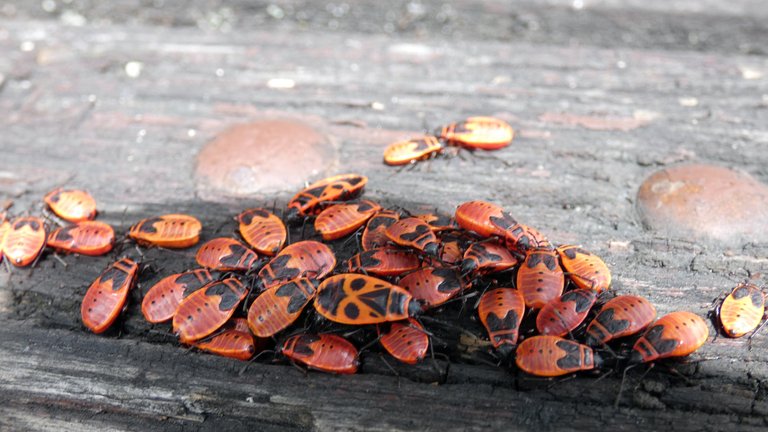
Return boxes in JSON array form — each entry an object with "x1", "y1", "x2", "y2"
[
  {"x1": 282, "y1": 333, "x2": 359, "y2": 374},
  {"x1": 129, "y1": 214, "x2": 202, "y2": 248},
  {"x1": 536, "y1": 289, "x2": 597, "y2": 337},
  {"x1": 44, "y1": 188, "x2": 97, "y2": 222},
  {"x1": 3, "y1": 216, "x2": 46, "y2": 267},
  {"x1": 195, "y1": 237, "x2": 260, "y2": 271},
  {"x1": 436, "y1": 116, "x2": 514, "y2": 150},
  {"x1": 361, "y1": 210, "x2": 400, "y2": 251},
  {"x1": 719, "y1": 283, "x2": 765, "y2": 338},
  {"x1": 258, "y1": 241, "x2": 336, "y2": 291},
  {"x1": 630, "y1": 311, "x2": 709, "y2": 364},
  {"x1": 436, "y1": 231, "x2": 467, "y2": 265},
  {"x1": 46, "y1": 221, "x2": 115, "y2": 256},
  {"x1": 399, "y1": 266, "x2": 462, "y2": 310},
  {"x1": 385, "y1": 217, "x2": 439, "y2": 256},
  {"x1": 493, "y1": 222, "x2": 550, "y2": 256},
  {"x1": 173, "y1": 277, "x2": 247, "y2": 343},
  {"x1": 314, "y1": 200, "x2": 381, "y2": 241},
  {"x1": 454, "y1": 200, "x2": 510, "y2": 238},
  {"x1": 478, "y1": 288, "x2": 525, "y2": 352},
  {"x1": 194, "y1": 318, "x2": 258, "y2": 361},
  {"x1": 414, "y1": 212, "x2": 458, "y2": 232},
  {"x1": 516, "y1": 335, "x2": 602, "y2": 377},
  {"x1": 237, "y1": 208, "x2": 286, "y2": 256},
  {"x1": 383, "y1": 136, "x2": 444, "y2": 166},
  {"x1": 460, "y1": 240, "x2": 518, "y2": 276},
  {"x1": 314, "y1": 274, "x2": 421, "y2": 325},
  {"x1": 347, "y1": 247, "x2": 421, "y2": 277},
  {"x1": 556, "y1": 245, "x2": 611, "y2": 293},
  {"x1": 286, "y1": 173, "x2": 368, "y2": 222},
  {"x1": 585, "y1": 295, "x2": 656, "y2": 347},
  {"x1": 81, "y1": 258, "x2": 139, "y2": 334},
  {"x1": 379, "y1": 319, "x2": 429, "y2": 364},
  {"x1": 247, "y1": 277, "x2": 318, "y2": 338},
  {"x1": 141, "y1": 268, "x2": 219, "y2": 324},
  {"x1": 517, "y1": 248, "x2": 564, "y2": 309}
]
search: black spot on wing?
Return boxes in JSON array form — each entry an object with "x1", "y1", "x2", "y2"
[
  {"x1": 220, "y1": 244, "x2": 249, "y2": 267},
  {"x1": 732, "y1": 286, "x2": 749, "y2": 299},
  {"x1": 316, "y1": 280, "x2": 346, "y2": 316},
  {"x1": 177, "y1": 271, "x2": 214, "y2": 297},
  {"x1": 489, "y1": 213, "x2": 517, "y2": 231},
  {"x1": 269, "y1": 255, "x2": 300, "y2": 281},
  {"x1": 358, "y1": 251, "x2": 383, "y2": 269},
  {"x1": 350, "y1": 278, "x2": 367, "y2": 291},
  {"x1": 206, "y1": 281, "x2": 243, "y2": 311},
  {"x1": 238, "y1": 211, "x2": 255, "y2": 225},
  {"x1": 276, "y1": 281, "x2": 311, "y2": 314},
  {"x1": 562, "y1": 247, "x2": 578, "y2": 260},
  {"x1": 251, "y1": 209, "x2": 270, "y2": 219},
  {"x1": 433, "y1": 268, "x2": 461, "y2": 293},
  {"x1": 100, "y1": 266, "x2": 130, "y2": 291},
  {"x1": 587, "y1": 326, "x2": 607, "y2": 344},
  {"x1": 515, "y1": 236, "x2": 532, "y2": 253},
  {"x1": 357, "y1": 288, "x2": 390, "y2": 316},
  {"x1": 14, "y1": 219, "x2": 40, "y2": 230},
  {"x1": 555, "y1": 340, "x2": 582, "y2": 370},
  {"x1": 53, "y1": 226, "x2": 75, "y2": 242},
  {"x1": 542, "y1": 254, "x2": 558, "y2": 271},
  {"x1": 643, "y1": 324, "x2": 678, "y2": 355},
  {"x1": 399, "y1": 223, "x2": 431, "y2": 242},
  {"x1": 357, "y1": 201, "x2": 375, "y2": 212},
  {"x1": 347, "y1": 176, "x2": 364, "y2": 186},
  {"x1": 750, "y1": 290, "x2": 765, "y2": 308},
  {"x1": 526, "y1": 253, "x2": 543, "y2": 268},
  {"x1": 293, "y1": 335, "x2": 319, "y2": 356},
  {"x1": 304, "y1": 185, "x2": 327, "y2": 198},
  {"x1": 561, "y1": 290, "x2": 595, "y2": 313},
  {"x1": 344, "y1": 302, "x2": 360, "y2": 320},
  {"x1": 48, "y1": 191, "x2": 62, "y2": 202},
  {"x1": 367, "y1": 215, "x2": 396, "y2": 230},
  {"x1": 486, "y1": 310, "x2": 519, "y2": 332},
  {"x1": 136, "y1": 217, "x2": 163, "y2": 234},
  {"x1": 595, "y1": 308, "x2": 630, "y2": 335}
]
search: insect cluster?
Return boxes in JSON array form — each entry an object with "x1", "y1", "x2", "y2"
[
  {"x1": 6, "y1": 173, "x2": 763, "y2": 380},
  {"x1": 382, "y1": 116, "x2": 514, "y2": 166},
  {"x1": 1, "y1": 188, "x2": 114, "y2": 268}
]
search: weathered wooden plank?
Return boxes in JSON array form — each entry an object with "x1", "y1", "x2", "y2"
[{"x1": 2, "y1": 321, "x2": 767, "y2": 432}]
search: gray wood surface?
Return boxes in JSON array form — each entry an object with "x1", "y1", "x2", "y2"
[{"x1": 1, "y1": 1, "x2": 767, "y2": 430}]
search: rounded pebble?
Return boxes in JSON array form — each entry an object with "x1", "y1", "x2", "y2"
[
  {"x1": 195, "y1": 120, "x2": 335, "y2": 197},
  {"x1": 636, "y1": 164, "x2": 768, "y2": 244}
]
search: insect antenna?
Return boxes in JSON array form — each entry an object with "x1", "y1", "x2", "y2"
[
  {"x1": 377, "y1": 354, "x2": 401, "y2": 377},
  {"x1": 238, "y1": 349, "x2": 277, "y2": 376},
  {"x1": 357, "y1": 332, "x2": 384, "y2": 353},
  {"x1": 430, "y1": 349, "x2": 451, "y2": 384},
  {"x1": 614, "y1": 362, "x2": 645, "y2": 408},
  {"x1": 340, "y1": 226, "x2": 364, "y2": 251},
  {"x1": 748, "y1": 314, "x2": 768, "y2": 351},
  {"x1": 51, "y1": 253, "x2": 68, "y2": 268},
  {"x1": 592, "y1": 368, "x2": 615, "y2": 384}
]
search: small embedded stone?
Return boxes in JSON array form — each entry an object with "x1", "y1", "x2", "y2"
[
  {"x1": 636, "y1": 164, "x2": 768, "y2": 245},
  {"x1": 195, "y1": 120, "x2": 335, "y2": 198}
]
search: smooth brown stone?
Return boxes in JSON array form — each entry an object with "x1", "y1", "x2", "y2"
[
  {"x1": 195, "y1": 119, "x2": 335, "y2": 198},
  {"x1": 636, "y1": 164, "x2": 768, "y2": 244}
]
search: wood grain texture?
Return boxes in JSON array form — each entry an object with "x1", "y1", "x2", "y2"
[{"x1": 1, "y1": 0, "x2": 768, "y2": 430}]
